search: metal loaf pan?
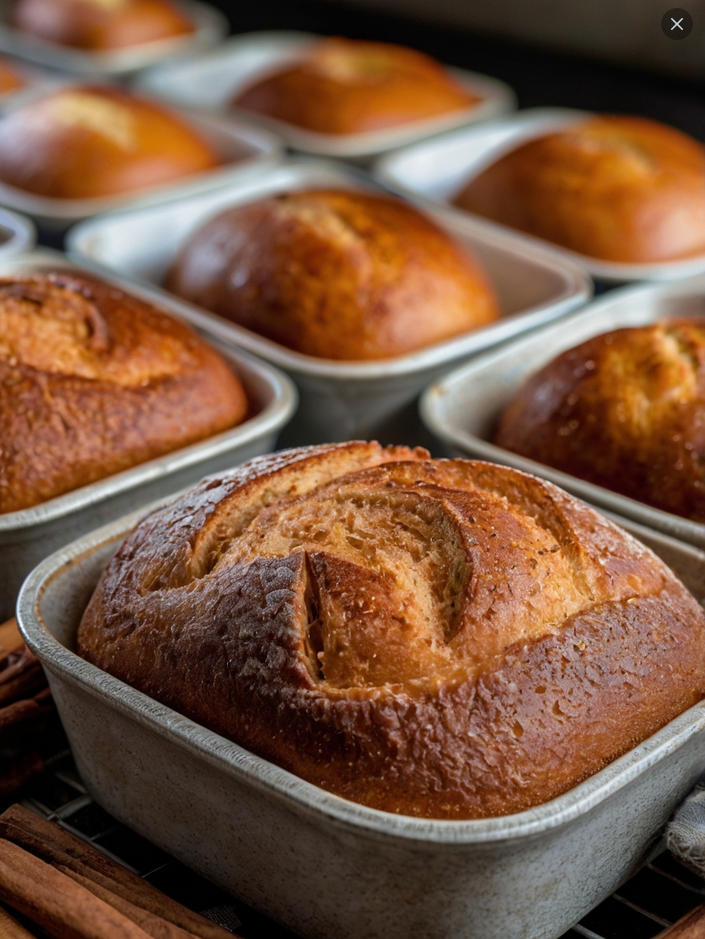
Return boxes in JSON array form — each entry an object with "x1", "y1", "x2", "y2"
[
  {"x1": 135, "y1": 30, "x2": 517, "y2": 161},
  {"x1": 67, "y1": 158, "x2": 592, "y2": 446},
  {"x1": 0, "y1": 85, "x2": 283, "y2": 232},
  {"x1": 375, "y1": 108, "x2": 705, "y2": 283},
  {"x1": 0, "y1": 0, "x2": 227, "y2": 76},
  {"x1": 420, "y1": 275, "x2": 705, "y2": 549},
  {"x1": 16, "y1": 502, "x2": 705, "y2": 939},
  {"x1": 0, "y1": 248, "x2": 297, "y2": 620}
]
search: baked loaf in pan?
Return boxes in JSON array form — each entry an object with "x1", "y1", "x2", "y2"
[
  {"x1": 231, "y1": 37, "x2": 479, "y2": 135},
  {"x1": 165, "y1": 188, "x2": 500, "y2": 360},
  {"x1": 13, "y1": 0, "x2": 194, "y2": 50},
  {"x1": 77, "y1": 442, "x2": 705, "y2": 820},
  {"x1": 454, "y1": 116, "x2": 705, "y2": 263},
  {"x1": 0, "y1": 86, "x2": 221, "y2": 200},
  {"x1": 494, "y1": 318, "x2": 705, "y2": 523},
  {"x1": 0, "y1": 272, "x2": 247, "y2": 514}
]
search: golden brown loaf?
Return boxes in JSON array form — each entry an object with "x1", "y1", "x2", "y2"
[
  {"x1": 454, "y1": 116, "x2": 705, "y2": 263},
  {"x1": 165, "y1": 188, "x2": 500, "y2": 360},
  {"x1": 232, "y1": 37, "x2": 479, "y2": 135},
  {"x1": 13, "y1": 0, "x2": 194, "y2": 50},
  {"x1": 0, "y1": 86, "x2": 221, "y2": 200},
  {"x1": 0, "y1": 272, "x2": 248, "y2": 514},
  {"x1": 77, "y1": 442, "x2": 705, "y2": 819},
  {"x1": 494, "y1": 318, "x2": 705, "y2": 523}
]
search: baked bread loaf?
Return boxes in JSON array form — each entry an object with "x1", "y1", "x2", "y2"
[
  {"x1": 77, "y1": 442, "x2": 705, "y2": 819},
  {"x1": 0, "y1": 86, "x2": 221, "y2": 200},
  {"x1": 13, "y1": 0, "x2": 194, "y2": 50},
  {"x1": 0, "y1": 57, "x2": 24, "y2": 95},
  {"x1": 232, "y1": 37, "x2": 479, "y2": 135},
  {"x1": 165, "y1": 188, "x2": 500, "y2": 360},
  {"x1": 454, "y1": 115, "x2": 705, "y2": 263},
  {"x1": 0, "y1": 272, "x2": 248, "y2": 514},
  {"x1": 494, "y1": 318, "x2": 705, "y2": 523}
]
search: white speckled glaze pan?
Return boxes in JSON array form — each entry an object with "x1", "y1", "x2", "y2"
[{"x1": 15, "y1": 503, "x2": 705, "y2": 939}]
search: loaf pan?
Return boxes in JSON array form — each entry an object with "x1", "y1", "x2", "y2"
[
  {"x1": 0, "y1": 248, "x2": 297, "y2": 621},
  {"x1": 0, "y1": 0, "x2": 227, "y2": 76},
  {"x1": 16, "y1": 502, "x2": 705, "y2": 939},
  {"x1": 0, "y1": 86, "x2": 283, "y2": 232},
  {"x1": 375, "y1": 107, "x2": 705, "y2": 283},
  {"x1": 420, "y1": 274, "x2": 705, "y2": 548},
  {"x1": 67, "y1": 158, "x2": 591, "y2": 447},
  {"x1": 135, "y1": 30, "x2": 517, "y2": 161}
]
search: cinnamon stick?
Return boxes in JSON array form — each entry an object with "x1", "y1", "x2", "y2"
[
  {"x1": 0, "y1": 652, "x2": 46, "y2": 708},
  {"x1": 659, "y1": 904, "x2": 705, "y2": 936},
  {"x1": 0, "y1": 904, "x2": 36, "y2": 939},
  {"x1": 0, "y1": 621, "x2": 23, "y2": 666},
  {"x1": 0, "y1": 807, "x2": 238, "y2": 939},
  {"x1": 0, "y1": 837, "x2": 153, "y2": 939},
  {"x1": 0, "y1": 753, "x2": 44, "y2": 800},
  {"x1": 0, "y1": 689, "x2": 54, "y2": 747}
]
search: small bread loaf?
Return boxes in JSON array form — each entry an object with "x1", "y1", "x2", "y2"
[
  {"x1": 165, "y1": 188, "x2": 500, "y2": 360},
  {"x1": 0, "y1": 272, "x2": 248, "y2": 513},
  {"x1": 0, "y1": 57, "x2": 24, "y2": 95},
  {"x1": 494, "y1": 318, "x2": 705, "y2": 522},
  {"x1": 454, "y1": 116, "x2": 705, "y2": 263},
  {"x1": 77, "y1": 442, "x2": 705, "y2": 819},
  {"x1": 13, "y1": 0, "x2": 194, "y2": 50},
  {"x1": 0, "y1": 86, "x2": 220, "y2": 199},
  {"x1": 232, "y1": 37, "x2": 478, "y2": 135}
]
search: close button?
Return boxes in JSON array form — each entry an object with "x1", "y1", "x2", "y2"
[{"x1": 661, "y1": 8, "x2": 694, "y2": 38}]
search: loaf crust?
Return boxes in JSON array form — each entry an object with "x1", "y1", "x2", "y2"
[
  {"x1": 232, "y1": 37, "x2": 478, "y2": 135},
  {"x1": 454, "y1": 116, "x2": 705, "y2": 263},
  {"x1": 494, "y1": 318, "x2": 705, "y2": 523},
  {"x1": 13, "y1": 0, "x2": 194, "y2": 50},
  {"x1": 77, "y1": 442, "x2": 705, "y2": 819},
  {"x1": 165, "y1": 188, "x2": 500, "y2": 360},
  {"x1": 0, "y1": 272, "x2": 248, "y2": 513},
  {"x1": 0, "y1": 86, "x2": 220, "y2": 199}
]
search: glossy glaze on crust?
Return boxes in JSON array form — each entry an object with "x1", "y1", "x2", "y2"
[
  {"x1": 454, "y1": 116, "x2": 705, "y2": 263},
  {"x1": 495, "y1": 318, "x2": 705, "y2": 523},
  {"x1": 0, "y1": 86, "x2": 221, "y2": 199},
  {"x1": 165, "y1": 188, "x2": 500, "y2": 360},
  {"x1": 13, "y1": 0, "x2": 194, "y2": 50},
  {"x1": 232, "y1": 37, "x2": 479, "y2": 135},
  {"x1": 77, "y1": 442, "x2": 705, "y2": 819},
  {"x1": 0, "y1": 272, "x2": 248, "y2": 513}
]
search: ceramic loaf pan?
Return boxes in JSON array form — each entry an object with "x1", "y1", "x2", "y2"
[
  {"x1": 16, "y1": 501, "x2": 705, "y2": 939},
  {"x1": 0, "y1": 0, "x2": 227, "y2": 76},
  {"x1": 67, "y1": 158, "x2": 592, "y2": 446},
  {"x1": 375, "y1": 108, "x2": 705, "y2": 283},
  {"x1": 420, "y1": 274, "x2": 705, "y2": 549},
  {"x1": 0, "y1": 87, "x2": 283, "y2": 232},
  {"x1": 0, "y1": 248, "x2": 297, "y2": 620},
  {"x1": 135, "y1": 30, "x2": 517, "y2": 161}
]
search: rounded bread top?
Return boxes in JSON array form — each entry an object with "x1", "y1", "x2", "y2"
[
  {"x1": 13, "y1": 0, "x2": 194, "y2": 50},
  {"x1": 232, "y1": 37, "x2": 479, "y2": 135},
  {"x1": 165, "y1": 187, "x2": 500, "y2": 360},
  {"x1": 0, "y1": 272, "x2": 248, "y2": 513},
  {"x1": 454, "y1": 115, "x2": 705, "y2": 263},
  {"x1": 494, "y1": 318, "x2": 705, "y2": 522},
  {"x1": 77, "y1": 442, "x2": 705, "y2": 818},
  {"x1": 0, "y1": 85, "x2": 221, "y2": 199}
]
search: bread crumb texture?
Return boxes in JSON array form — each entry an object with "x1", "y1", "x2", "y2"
[{"x1": 78, "y1": 442, "x2": 705, "y2": 818}]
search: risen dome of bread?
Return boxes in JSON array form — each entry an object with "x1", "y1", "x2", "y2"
[{"x1": 78, "y1": 442, "x2": 705, "y2": 819}]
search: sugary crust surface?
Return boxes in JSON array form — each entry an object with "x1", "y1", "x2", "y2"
[
  {"x1": 454, "y1": 116, "x2": 705, "y2": 263},
  {"x1": 77, "y1": 442, "x2": 705, "y2": 819},
  {"x1": 0, "y1": 86, "x2": 220, "y2": 199},
  {"x1": 0, "y1": 272, "x2": 248, "y2": 513},
  {"x1": 13, "y1": 0, "x2": 194, "y2": 50},
  {"x1": 165, "y1": 188, "x2": 500, "y2": 360},
  {"x1": 232, "y1": 37, "x2": 479, "y2": 135},
  {"x1": 495, "y1": 318, "x2": 705, "y2": 522}
]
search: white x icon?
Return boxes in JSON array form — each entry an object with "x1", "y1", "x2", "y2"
[{"x1": 671, "y1": 16, "x2": 684, "y2": 29}]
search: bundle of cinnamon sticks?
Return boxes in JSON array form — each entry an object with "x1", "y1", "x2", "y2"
[
  {"x1": 0, "y1": 804, "x2": 242, "y2": 938},
  {"x1": 0, "y1": 618, "x2": 54, "y2": 799}
]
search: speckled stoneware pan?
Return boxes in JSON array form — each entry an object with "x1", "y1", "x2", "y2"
[
  {"x1": 420, "y1": 274, "x2": 705, "y2": 549},
  {"x1": 0, "y1": 248, "x2": 297, "y2": 621},
  {"x1": 16, "y1": 503, "x2": 705, "y2": 939}
]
